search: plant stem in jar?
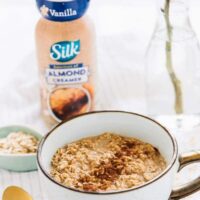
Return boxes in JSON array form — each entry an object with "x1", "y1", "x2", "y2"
[{"x1": 164, "y1": 0, "x2": 184, "y2": 114}]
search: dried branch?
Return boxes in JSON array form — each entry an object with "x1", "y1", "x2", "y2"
[{"x1": 164, "y1": 0, "x2": 184, "y2": 114}]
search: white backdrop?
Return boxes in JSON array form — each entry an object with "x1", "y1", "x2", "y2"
[{"x1": 1, "y1": 0, "x2": 200, "y2": 127}]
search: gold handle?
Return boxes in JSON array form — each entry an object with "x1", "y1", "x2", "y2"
[{"x1": 170, "y1": 150, "x2": 200, "y2": 199}]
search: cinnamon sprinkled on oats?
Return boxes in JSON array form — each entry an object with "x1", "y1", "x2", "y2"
[{"x1": 50, "y1": 133, "x2": 166, "y2": 192}]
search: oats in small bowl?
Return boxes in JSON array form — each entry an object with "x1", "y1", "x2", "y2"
[
  {"x1": 0, "y1": 125, "x2": 42, "y2": 172},
  {"x1": 0, "y1": 131, "x2": 39, "y2": 154}
]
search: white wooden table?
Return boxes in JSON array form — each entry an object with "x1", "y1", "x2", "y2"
[{"x1": 0, "y1": 0, "x2": 200, "y2": 199}]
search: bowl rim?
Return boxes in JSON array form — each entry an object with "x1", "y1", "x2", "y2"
[
  {"x1": 0, "y1": 124, "x2": 43, "y2": 138},
  {"x1": 0, "y1": 152, "x2": 37, "y2": 157},
  {"x1": 37, "y1": 110, "x2": 178, "y2": 195}
]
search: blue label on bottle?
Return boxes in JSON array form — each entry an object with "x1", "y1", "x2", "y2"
[{"x1": 36, "y1": 0, "x2": 90, "y2": 22}]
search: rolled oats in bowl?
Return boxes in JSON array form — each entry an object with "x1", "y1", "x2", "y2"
[
  {"x1": 0, "y1": 131, "x2": 39, "y2": 154},
  {"x1": 50, "y1": 133, "x2": 166, "y2": 192}
]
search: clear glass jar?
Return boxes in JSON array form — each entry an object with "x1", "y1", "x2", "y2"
[{"x1": 145, "y1": 0, "x2": 200, "y2": 129}]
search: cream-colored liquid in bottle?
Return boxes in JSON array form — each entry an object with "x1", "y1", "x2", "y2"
[{"x1": 35, "y1": 0, "x2": 96, "y2": 126}]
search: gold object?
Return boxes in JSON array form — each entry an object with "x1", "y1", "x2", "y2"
[
  {"x1": 170, "y1": 151, "x2": 200, "y2": 199},
  {"x1": 3, "y1": 186, "x2": 32, "y2": 200}
]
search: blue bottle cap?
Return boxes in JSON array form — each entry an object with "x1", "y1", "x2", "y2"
[{"x1": 36, "y1": 0, "x2": 90, "y2": 22}]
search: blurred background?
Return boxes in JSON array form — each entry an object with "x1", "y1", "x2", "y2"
[
  {"x1": 1, "y1": 0, "x2": 200, "y2": 128},
  {"x1": 1, "y1": 0, "x2": 200, "y2": 140},
  {"x1": 1, "y1": 0, "x2": 200, "y2": 84}
]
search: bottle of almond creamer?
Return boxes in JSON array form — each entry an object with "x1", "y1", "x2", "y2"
[{"x1": 35, "y1": 0, "x2": 96, "y2": 126}]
